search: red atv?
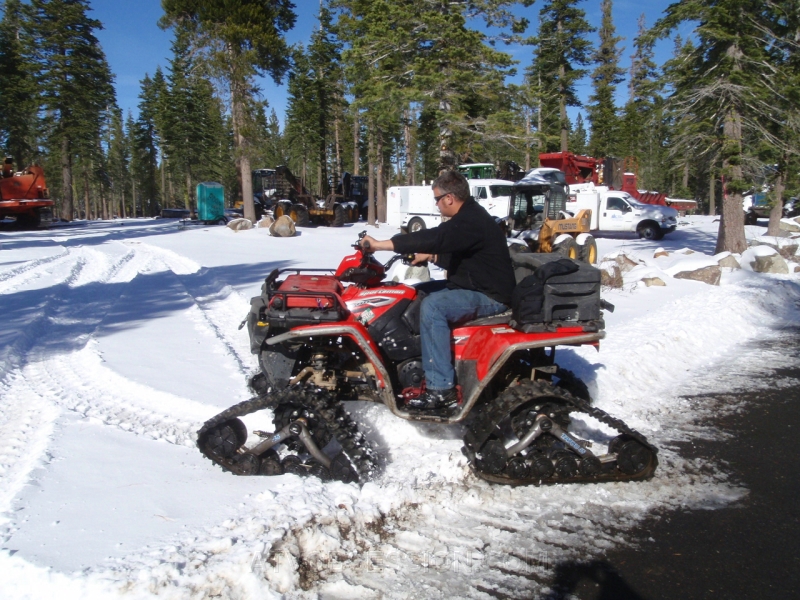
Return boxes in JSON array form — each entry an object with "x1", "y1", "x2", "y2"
[{"x1": 197, "y1": 234, "x2": 657, "y2": 485}]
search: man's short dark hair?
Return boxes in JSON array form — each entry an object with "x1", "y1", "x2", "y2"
[{"x1": 432, "y1": 170, "x2": 470, "y2": 202}]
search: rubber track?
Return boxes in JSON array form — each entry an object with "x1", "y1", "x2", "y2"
[
  {"x1": 197, "y1": 386, "x2": 376, "y2": 481},
  {"x1": 463, "y1": 378, "x2": 658, "y2": 485}
]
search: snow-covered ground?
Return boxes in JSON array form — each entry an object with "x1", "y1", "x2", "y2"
[{"x1": 0, "y1": 216, "x2": 798, "y2": 599}]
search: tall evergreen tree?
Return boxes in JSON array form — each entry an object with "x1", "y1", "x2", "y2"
[
  {"x1": 530, "y1": 0, "x2": 594, "y2": 152},
  {"x1": 570, "y1": 113, "x2": 588, "y2": 155},
  {"x1": 133, "y1": 74, "x2": 161, "y2": 216},
  {"x1": 651, "y1": 0, "x2": 782, "y2": 253},
  {"x1": 618, "y1": 15, "x2": 663, "y2": 188},
  {"x1": 0, "y1": 0, "x2": 37, "y2": 166},
  {"x1": 587, "y1": 0, "x2": 623, "y2": 158},
  {"x1": 25, "y1": 0, "x2": 115, "y2": 221},
  {"x1": 162, "y1": 27, "x2": 224, "y2": 210},
  {"x1": 161, "y1": 0, "x2": 296, "y2": 222},
  {"x1": 107, "y1": 107, "x2": 129, "y2": 219}
]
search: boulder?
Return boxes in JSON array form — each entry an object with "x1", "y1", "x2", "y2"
[
  {"x1": 227, "y1": 218, "x2": 253, "y2": 231},
  {"x1": 752, "y1": 253, "x2": 789, "y2": 274},
  {"x1": 615, "y1": 253, "x2": 640, "y2": 274},
  {"x1": 717, "y1": 254, "x2": 741, "y2": 269},
  {"x1": 601, "y1": 264, "x2": 623, "y2": 288},
  {"x1": 653, "y1": 248, "x2": 669, "y2": 258},
  {"x1": 780, "y1": 218, "x2": 800, "y2": 232},
  {"x1": 778, "y1": 244, "x2": 799, "y2": 260},
  {"x1": 257, "y1": 215, "x2": 274, "y2": 228},
  {"x1": 642, "y1": 277, "x2": 666, "y2": 287},
  {"x1": 269, "y1": 215, "x2": 296, "y2": 237},
  {"x1": 673, "y1": 265, "x2": 721, "y2": 286}
]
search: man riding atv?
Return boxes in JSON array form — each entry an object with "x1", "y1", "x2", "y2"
[{"x1": 359, "y1": 170, "x2": 515, "y2": 410}]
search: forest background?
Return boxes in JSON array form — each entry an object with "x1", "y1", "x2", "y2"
[{"x1": 0, "y1": 0, "x2": 797, "y2": 253}]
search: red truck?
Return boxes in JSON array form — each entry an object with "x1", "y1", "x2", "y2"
[
  {"x1": 0, "y1": 158, "x2": 53, "y2": 228},
  {"x1": 538, "y1": 152, "x2": 697, "y2": 214}
]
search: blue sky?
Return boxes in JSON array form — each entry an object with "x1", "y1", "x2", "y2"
[{"x1": 89, "y1": 0, "x2": 694, "y2": 126}]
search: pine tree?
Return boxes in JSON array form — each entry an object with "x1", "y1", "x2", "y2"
[
  {"x1": 618, "y1": 15, "x2": 663, "y2": 189},
  {"x1": 26, "y1": 0, "x2": 115, "y2": 221},
  {"x1": 0, "y1": 0, "x2": 37, "y2": 166},
  {"x1": 107, "y1": 108, "x2": 129, "y2": 219},
  {"x1": 530, "y1": 0, "x2": 594, "y2": 152},
  {"x1": 570, "y1": 113, "x2": 588, "y2": 155},
  {"x1": 162, "y1": 27, "x2": 224, "y2": 210},
  {"x1": 587, "y1": 0, "x2": 623, "y2": 158},
  {"x1": 651, "y1": 0, "x2": 782, "y2": 253},
  {"x1": 161, "y1": 0, "x2": 296, "y2": 222},
  {"x1": 133, "y1": 74, "x2": 161, "y2": 216}
]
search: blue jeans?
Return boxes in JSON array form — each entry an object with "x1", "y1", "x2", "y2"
[{"x1": 419, "y1": 286, "x2": 507, "y2": 390}]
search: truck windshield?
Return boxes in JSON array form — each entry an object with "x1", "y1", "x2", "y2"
[{"x1": 490, "y1": 185, "x2": 514, "y2": 198}]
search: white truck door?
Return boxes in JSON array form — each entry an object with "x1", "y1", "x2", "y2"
[
  {"x1": 473, "y1": 185, "x2": 489, "y2": 209},
  {"x1": 602, "y1": 196, "x2": 630, "y2": 231}
]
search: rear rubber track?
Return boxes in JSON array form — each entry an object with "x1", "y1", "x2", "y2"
[{"x1": 463, "y1": 378, "x2": 658, "y2": 485}]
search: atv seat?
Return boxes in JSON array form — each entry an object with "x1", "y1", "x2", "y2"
[{"x1": 461, "y1": 310, "x2": 512, "y2": 327}]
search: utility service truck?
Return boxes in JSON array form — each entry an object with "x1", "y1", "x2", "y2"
[{"x1": 393, "y1": 179, "x2": 515, "y2": 232}]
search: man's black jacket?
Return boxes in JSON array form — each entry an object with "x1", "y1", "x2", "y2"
[{"x1": 391, "y1": 198, "x2": 516, "y2": 305}]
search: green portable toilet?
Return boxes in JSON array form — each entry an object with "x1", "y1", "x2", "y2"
[{"x1": 196, "y1": 182, "x2": 225, "y2": 222}]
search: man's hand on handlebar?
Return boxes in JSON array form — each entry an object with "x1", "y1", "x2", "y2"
[
  {"x1": 411, "y1": 253, "x2": 436, "y2": 265},
  {"x1": 359, "y1": 235, "x2": 394, "y2": 253}
]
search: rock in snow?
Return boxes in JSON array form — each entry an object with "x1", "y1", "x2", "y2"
[{"x1": 674, "y1": 265, "x2": 722, "y2": 286}]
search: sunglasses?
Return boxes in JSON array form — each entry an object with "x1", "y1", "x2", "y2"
[{"x1": 433, "y1": 192, "x2": 450, "y2": 204}]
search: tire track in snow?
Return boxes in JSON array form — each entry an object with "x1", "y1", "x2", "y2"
[
  {"x1": 0, "y1": 249, "x2": 71, "y2": 294},
  {"x1": 20, "y1": 340, "x2": 206, "y2": 447},
  {"x1": 130, "y1": 243, "x2": 255, "y2": 376},
  {"x1": 0, "y1": 371, "x2": 60, "y2": 540}
]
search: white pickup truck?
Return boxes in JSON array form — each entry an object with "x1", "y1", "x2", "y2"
[
  {"x1": 567, "y1": 183, "x2": 678, "y2": 240},
  {"x1": 393, "y1": 179, "x2": 514, "y2": 232}
]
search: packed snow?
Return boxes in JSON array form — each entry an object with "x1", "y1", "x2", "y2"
[{"x1": 1, "y1": 215, "x2": 799, "y2": 599}]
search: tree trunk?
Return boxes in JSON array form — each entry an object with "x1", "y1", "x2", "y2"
[
  {"x1": 525, "y1": 111, "x2": 531, "y2": 172},
  {"x1": 558, "y1": 19, "x2": 568, "y2": 153},
  {"x1": 228, "y1": 45, "x2": 255, "y2": 223},
  {"x1": 131, "y1": 175, "x2": 137, "y2": 218},
  {"x1": 716, "y1": 107, "x2": 747, "y2": 254},
  {"x1": 708, "y1": 169, "x2": 715, "y2": 216},
  {"x1": 161, "y1": 158, "x2": 166, "y2": 208},
  {"x1": 185, "y1": 169, "x2": 192, "y2": 213},
  {"x1": 367, "y1": 129, "x2": 375, "y2": 226},
  {"x1": 404, "y1": 108, "x2": 414, "y2": 186},
  {"x1": 438, "y1": 99, "x2": 456, "y2": 172},
  {"x1": 767, "y1": 167, "x2": 784, "y2": 236},
  {"x1": 682, "y1": 162, "x2": 689, "y2": 190},
  {"x1": 121, "y1": 190, "x2": 126, "y2": 219},
  {"x1": 333, "y1": 114, "x2": 341, "y2": 185},
  {"x1": 377, "y1": 131, "x2": 386, "y2": 223},
  {"x1": 60, "y1": 138, "x2": 73, "y2": 221},
  {"x1": 353, "y1": 113, "x2": 360, "y2": 176},
  {"x1": 83, "y1": 169, "x2": 91, "y2": 220},
  {"x1": 537, "y1": 70, "x2": 543, "y2": 166}
]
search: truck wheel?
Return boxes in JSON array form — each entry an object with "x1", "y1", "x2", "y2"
[
  {"x1": 15, "y1": 211, "x2": 41, "y2": 229},
  {"x1": 408, "y1": 217, "x2": 426, "y2": 233},
  {"x1": 576, "y1": 234, "x2": 598, "y2": 264},
  {"x1": 744, "y1": 210, "x2": 758, "y2": 226},
  {"x1": 637, "y1": 222, "x2": 662, "y2": 240},
  {"x1": 290, "y1": 204, "x2": 310, "y2": 227},
  {"x1": 274, "y1": 201, "x2": 291, "y2": 219},
  {"x1": 332, "y1": 203, "x2": 345, "y2": 227},
  {"x1": 553, "y1": 236, "x2": 579, "y2": 259}
]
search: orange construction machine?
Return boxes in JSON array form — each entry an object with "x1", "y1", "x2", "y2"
[
  {"x1": 0, "y1": 158, "x2": 53, "y2": 228},
  {"x1": 538, "y1": 152, "x2": 697, "y2": 213}
]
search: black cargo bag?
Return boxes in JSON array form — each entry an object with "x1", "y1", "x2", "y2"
[{"x1": 509, "y1": 251, "x2": 602, "y2": 332}]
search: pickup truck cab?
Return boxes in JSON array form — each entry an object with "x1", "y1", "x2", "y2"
[{"x1": 567, "y1": 184, "x2": 678, "y2": 240}]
